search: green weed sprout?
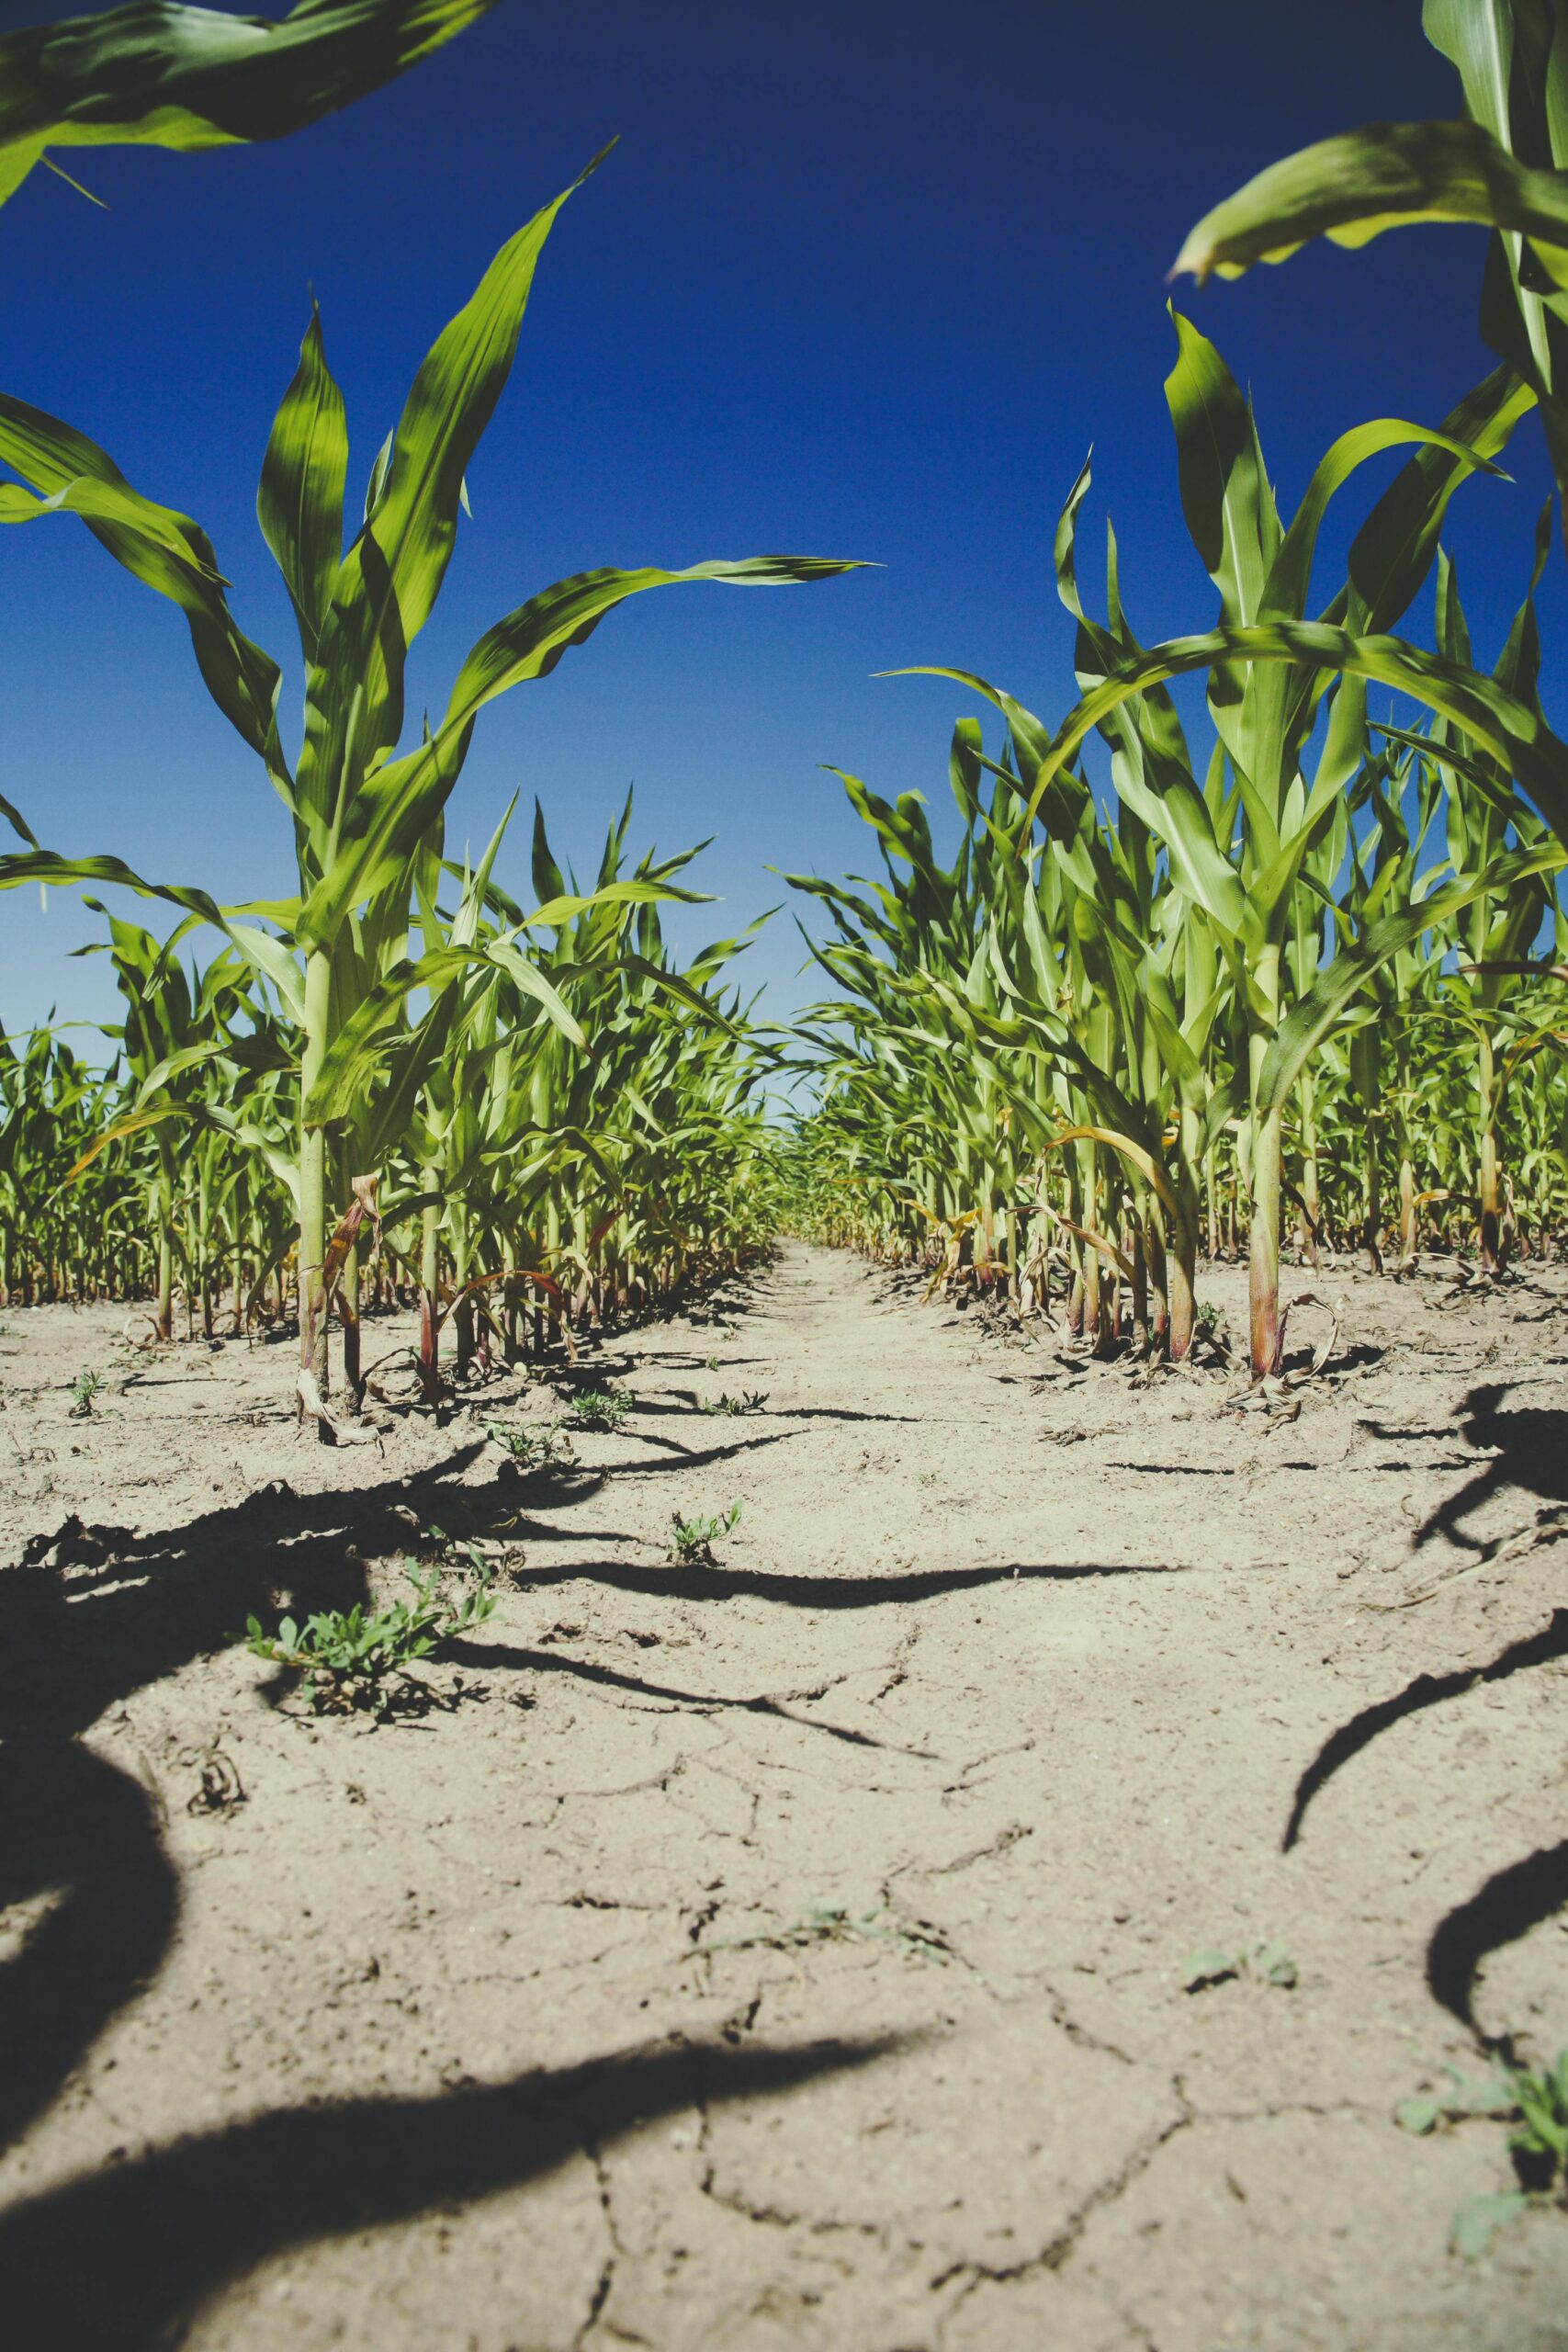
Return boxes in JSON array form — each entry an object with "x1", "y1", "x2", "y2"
[
  {"x1": 485, "y1": 1421, "x2": 575, "y2": 1472},
  {"x1": 245, "y1": 1565, "x2": 495, "y2": 1717},
  {"x1": 669, "y1": 1502, "x2": 741, "y2": 1566},
  {"x1": 1181, "y1": 1938, "x2": 1297, "y2": 1992},
  {"x1": 68, "y1": 1368, "x2": 106, "y2": 1419},
  {"x1": 1508, "y1": 2049, "x2": 1568, "y2": 2188},
  {"x1": 1396, "y1": 2046, "x2": 1568, "y2": 2259},
  {"x1": 702, "y1": 1389, "x2": 770, "y2": 1417},
  {"x1": 567, "y1": 1389, "x2": 633, "y2": 1432},
  {"x1": 701, "y1": 1903, "x2": 952, "y2": 1964}
]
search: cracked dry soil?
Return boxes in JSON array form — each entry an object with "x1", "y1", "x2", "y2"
[{"x1": 0, "y1": 1241, "x2": 1566, "y2": 2349}]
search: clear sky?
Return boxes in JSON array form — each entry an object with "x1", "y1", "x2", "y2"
[{"x1": 2, "y1": 0, "x2": 1560, "y2": 1044}]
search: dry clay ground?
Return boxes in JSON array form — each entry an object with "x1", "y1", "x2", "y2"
[{"x1": 0, "y1": 1242, "x2": 1566, "y2": 2351}]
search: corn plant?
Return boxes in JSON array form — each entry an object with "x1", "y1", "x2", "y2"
[
  {"x1": 784, "y1": 332, "x2": 1568, "y2": 1360},
  {"x1": 67, "y1": 904, "x2": 266, "y2": 1337},
  {"x1": 0, "y1": 1026, "x2": 109, "y2": 1303},
  {"x1": 0, "y1": 154, "x2": 859, "y2": 1423},
  {"x1": 894, "y1": 322, "x2": 1567, "y2": 1376}
]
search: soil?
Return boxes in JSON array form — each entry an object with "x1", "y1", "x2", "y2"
[{"x1": 0, "y1": 1242, "x2": 1566, "y2": 2351}]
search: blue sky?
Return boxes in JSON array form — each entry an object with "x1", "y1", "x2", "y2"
[{"x1": 2, "y1": 0, "x2": 1560, "y2": 1042}]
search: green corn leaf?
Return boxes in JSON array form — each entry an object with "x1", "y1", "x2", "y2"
[
  {"x1": 360, "y1": 146, "x2": 607, "y2": 647},
  {"x1": 298, "y1": 145, "x2": 614, "y2": 834},
  {"x1": 1020, "y1": 620, "x2": 1568, "y2": 854},
  {"x1": 521, "y1": 876, "x2": 711, "y2": 928},
  {"x1": 1171, "y1": 119, "x2": 1568, "y2": 288},
  {"x1": 127, "y1": 1039, "x2": 234, "y2": 1104},
  {"x1": 875, "y1": 666, "x2": 1090, "y2": 848},
  {"x1": 1342, "y1": 367, "x2": 1537, "y2": 634},
  {"x1": 0, "y1": 0, "x2": 502, "y2": 208},
  {"x1": 362, "y1": 428, "x2": 394, "y2": 524},
  {"x1": 1261, "y1": 419, "x2": 1505, "y2": 627},
  {"x1": 1102, "y1": 753, "x2": 1249, "y2": 941},
  {"x1": 0, "y1": 470, "x2": 216, "y2": 560},
  {"x1": 530, "y1": 798, "x2": 568, "y2": 909},
  {"x1": 0, "y1": 392, "x2": 285, "y2": 770},
  {"x1": 611, "y1": 956, "x2": 747, "y2": 1037},
  {"x1": 0, "y1": 845, "x2": 228, "y2": 930},
  {"x1": 296, "y1": 553, "x2": 863, "y2": 949},
  {"x1": 1258, "y1": 847, "x2": 1564, "y2": 1115},
  {"x1": 949, "y1": 715, "x2": 985, "y2": 826},
  {"x1": 223, "y1": 925, "x2": 308, "y2": 1025},
  {"x1": 1163, "y1": 310, "x2": 1279, "y2": 628},
  {"x1": 0, "y1": 791, "x2": 39, "y2": 847},
  {"x1": 258, "y1": 301, "x2": 348, "y2": 659}
]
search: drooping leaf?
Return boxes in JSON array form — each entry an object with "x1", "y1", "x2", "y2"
[
  {"x1": 1258, "y1": 847, "x2": 1564, "y2": 1114},
  {"x1": 1018, "y1": 620, "x2": 1568, "y2": 852},
  {"x1": 297, "y1": 553, "x2": 864, "y2": 948},
  {"x1": 1172, "y1": 119, "x2": 1568, "y2": 288},
  {"x1": 0, "y1": 0, "x2": 502, "y2": 208},
  {"x1": 0, "y1": 392, "x2": 286, "y2": 772}
]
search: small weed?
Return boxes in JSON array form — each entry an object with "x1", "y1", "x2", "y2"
[
  {"x1": 1181, "y1": 1938, "x2": 1297, "y2": 1993},
  {"x1": 1450, "y1": 2191, "x2": 1536, "y2": 2261},
  {"x1": 702, "y1": 1389, "x2": 770, "y2": 1417},
  {"x1": 422, "y1": 1520, "x2": 512, "y2": 1585},
  {"x1": 567, "y1": 1388, "x2": 633, "y2": 1432},
  {"x1": 669, "y1": 1502, "x2": 742, "y2": 1565},
  {"x1": 1509, "y1": 2051, "x2": 1568, "y2": 2188},
  {"x1": 484, "y1": 1421, "x2": 576, "y2": 1472},
  {"x1": 68, "y1": 1368, "x2": 106, "y2": 1419},
  {"x1": 1397, "y1": 2045, "x2": 1568, "y2": 2259},
  {"x1": 705, "y1": 1355, "x2": 719, "y2": 1373},
  {"x1": 1191, "y1": 1300, "x2": 1233, "y2": 1364},
  {"x1": 1395, "y1": 2064, "x2": 1516, "y2": 2137},
  {"x1": 702, "y1": 1903, "x2": 951, "y2": 1965},
  {"x1": 245, "y1": 1564, "x2": 495, "y2": 1718}
]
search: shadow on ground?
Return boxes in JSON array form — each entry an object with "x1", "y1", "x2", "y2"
[
  {"x1": 1365, "y1": 1382, "x2": 1568, "y2": 1557},
  {"x1": 1276, "y1": 1574, "x2": 1568, "y2": 2049},
  {"x1": 1282, "y1": 1608, "x2": 1568, "y2": 1851},
  {"x1": 0, "y1": 1445, "x2": 518, "y2": 2237},
  {"x1": 0, "y1": 2032, "x2": 902, "y2": 2352},
  {"x1": 1427, "y1": 1839, "x2": 1568, "y2": 2045}
]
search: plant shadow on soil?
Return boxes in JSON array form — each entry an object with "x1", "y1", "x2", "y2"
[
  {"x1": 7, "y1": 1331, "x2": 1564, "y2": 2337},
  {"x1": 1427, "y1": 1838, "x2": 1568, "y2": 2046},
  {"x1": 1280, "y1": 1379, "x2": 1568, "y2": 2049},
  {"x1": 1282, "y1": 1608, "x2": 1568, "y2": 1853},
  {"x1": 1364, "y1": 1380, "x2": 1568, "y2": 1557},
  {"x1": 501, "y1": 1556, "x2": 1191, "y2": 1609},
  {"x1": 0, "y1": 1451, "x2": 507, "y2": 2180},
  {"x1": 0, "y1": 1430, "x2": 1159, "y2": 2341},
  {"x1": 0, "y1": 2031, "x2": 902, "y2": 2352},
  {"x1": 0, "y1": 1445, "x2": 569, "y2": 2213}
]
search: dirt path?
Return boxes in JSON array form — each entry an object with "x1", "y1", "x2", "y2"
[{"x1": 0, "y1": 1244, "x2": 1565, "y2": 2347}]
